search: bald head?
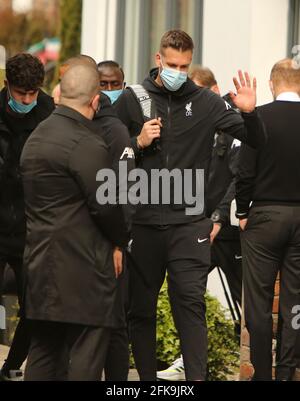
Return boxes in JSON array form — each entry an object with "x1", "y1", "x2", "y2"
[
  {"x1": 59, "y1": 55, "x2": 97, "y2": 79},
  {"x1": 270, "y1": 58, "x2": 300, "y2": 97},
  {"x1": 60, "y1": 64, "x2": 100, "y2": 107}
]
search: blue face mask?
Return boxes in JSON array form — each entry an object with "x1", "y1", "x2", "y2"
[
  {"x1": 7, "y1": 85, "x2": 37, "y2": 114},
  {"x1": 102, "y1": 89, "x2": 123, "y2": 104},
  {"x1": 160, "y1": 61, "x2": 188, "y2": 92}
]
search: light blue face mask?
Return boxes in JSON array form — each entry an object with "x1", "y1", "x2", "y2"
[
  {"x1": 160, "y1": 61, "x2": 188, "y2": 92},
  {"x1": 102, "y1": 89, "x2": 123, "y2": 104},
  {"x1": 7, "y1": 85, "x2": 37, "y2": 114}
]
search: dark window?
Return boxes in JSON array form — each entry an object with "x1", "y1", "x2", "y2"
[
  {"x1": 115, "y1": 0, "x2": 203, "y2": 84},
  {"x1": 288, "y1": 0, "x2": 300, "y2": 55}
]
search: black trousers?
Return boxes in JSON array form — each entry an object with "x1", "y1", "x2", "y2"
[
  {"x1": 25, "y1": 320, "x2": 110, "y2": 381},
  {"x1": 104, "y1": 268, "x2": 129, "y2": 381},
  {"x1": 0, "y1": 246, "x2": 31, "y2": 374},
  {"x1": 210, "y1": 238, "x2": 242, "y2": 330},
  {"x1": 210, "y1": 238, "x2": 242, "y2": 307},
  {"x1": 127, "y1": 220, "x2": 212, "y2": 381},
  {"x1": 104, "y1": 327, "x2": 129, "y2": 381},
  {"x1": 241, "y1": 205, "x2": 300, "y2": 381}
]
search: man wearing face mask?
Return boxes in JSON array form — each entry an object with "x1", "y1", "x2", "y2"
[
  {"x1": 21, "y1": 64, "x2": 128, "y2": 381},
  {"x1": 98, "y1": 60, "x2": 126, "y2": 105},
  {"x1": 0, "y1": 53, "x2": 54, "y2": 380},
  {"x1": 114, "y1": 29, "x2": 266, "y2": 381}
]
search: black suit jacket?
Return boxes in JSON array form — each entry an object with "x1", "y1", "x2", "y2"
[{"x1": 21, "y1": 105, "x2": 128, "y2": 327}]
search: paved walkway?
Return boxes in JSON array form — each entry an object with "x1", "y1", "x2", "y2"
[
  {"x1": 0, "y1": 344, "x2": 139, "y2": 380},
  {"x1": 0, "y1": 344, "x2": 8, "y2": 367}
]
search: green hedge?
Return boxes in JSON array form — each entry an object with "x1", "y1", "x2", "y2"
[{"x1": 156, "y1": 281, "x2": 239, "y2": 381}]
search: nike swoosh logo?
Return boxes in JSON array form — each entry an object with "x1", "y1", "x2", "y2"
[
  {"x1": 235, "y1": 255, "x2": 242, "y2": 260},
  {"x1": 198, "y1": 238, "x2": 209, "y2": 244}
]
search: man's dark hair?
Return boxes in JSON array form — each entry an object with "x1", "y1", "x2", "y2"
[
  {"x1": 97, "y1": 60, "x2": 125, "y2": 80},
  {"x1": 160, "y1": 30, "x2": 194, "y2": 54},
  {"x1": 6, "y1": 53, "x2": 45, "y2": 91}
]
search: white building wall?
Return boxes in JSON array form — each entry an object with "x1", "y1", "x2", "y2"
[
  {"x1": 202, "y1": 0, "x2": 290, "y2": 105},
  {"x1": 81, "y1": 0, "x2": 118, "y2": 63},
  {"x1": 12, "y1": 0, "x2": 32, "y2": 12},
  {"x1": 249, "y1": 0, "x2": 290, "y2": 105}
]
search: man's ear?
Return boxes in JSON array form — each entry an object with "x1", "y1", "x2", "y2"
[
  {"x1": 91, "y1": 93, "x2": 100, "y2": 112},
  {"x1": 269, "y1": 80, "x2": 275, "y2": 98},
  {"x1": 52, "y1": 83, "x2": 61, "y2": 106},
  {"x1": 211, "y1": 84, "x2": 221, "y2": 96},
  {"x1": 155, "y1": 53, "x2": 161, "y2": 68}
]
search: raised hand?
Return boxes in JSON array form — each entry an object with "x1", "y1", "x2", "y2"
[{"x1": 230, "y1": 70, "x2": 257, "y2": 113}]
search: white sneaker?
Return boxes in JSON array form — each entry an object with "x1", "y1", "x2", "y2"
[
  {"x1": 0, "y1": 369, "x2": 23, "y2": 381},
  {"x1": 157, "y1": 357, "x2": 185, "y2": 381}
]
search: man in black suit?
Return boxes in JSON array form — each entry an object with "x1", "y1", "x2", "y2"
[
  {"x1": 21, "y1": 64, "x2": 128, "y2": 381},
  {"x1": 236, "y1": 58, "x2": 300, "y2": 381}
]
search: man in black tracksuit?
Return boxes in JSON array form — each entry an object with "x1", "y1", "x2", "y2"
[
  {"x1": 236, "y1": 58, "x2": 300, "y2": 381},
  {"x1": 189, "y1": 66, "x2": 242, "y2": 316},
  {"x1": 93, "y1": 92, "x2": 133, "y2": 382},
  {"x1": 0, "y1": 54, "x2": 55, "y2": 379},
  {"x1": 114, "y1": 30, "x2": 266, "y2": 381},
  {"x1": 207, "y1": 132, "x2": 242, "y2": 310}
]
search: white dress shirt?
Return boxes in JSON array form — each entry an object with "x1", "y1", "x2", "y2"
[{"x1": 276, "y1": 92, "x2": 300, "y2": 102}]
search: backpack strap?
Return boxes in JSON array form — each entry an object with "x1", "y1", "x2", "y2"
[{"x1": 128, "y1": 84, "x2": 157, "y2": 122}]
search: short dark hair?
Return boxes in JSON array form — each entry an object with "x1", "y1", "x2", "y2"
[
  {"x1": 97, "y1": 60, "x2": 125, "y2": 80},
  {"x1": 160, "y1": 30, "x2": 194, "y2": 54},
  {"x1": 189, "y1": 66, "x2": 217, "y2": 88},
  {"x1": 6, "y1": 53, "x2": 45, "y2": 91}
]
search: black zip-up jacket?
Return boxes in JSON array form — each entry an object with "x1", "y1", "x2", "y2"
[
  {"x1": 0, "y1": 88, "x2": 55, "y2": 240},
  {"x1": 93, "y1": 93, "x2": 135, "y2": 173},
  {"x1": 93, "y1": 94, "x2": 136, "y2": 231},
  {"x1": 114, "y1": 68, "x2": 266, "y2": 225},
  {"x1": 206, "y1": 132, "x2": 240, "y2": 240}
]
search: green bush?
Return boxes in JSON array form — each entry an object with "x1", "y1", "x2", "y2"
[
  {"x1": 156, "y1": 281, "x2": 239, "y2": 381},
  {"x1": 0, "y1": 296, "x2": 19, "y2": 346}
]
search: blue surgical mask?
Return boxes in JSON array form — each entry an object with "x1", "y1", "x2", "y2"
[
  {"x1": 102, "y1": 89, "x2": 123, "y2": 104},
  {"x1": 7, "y1": 85, "x2": 37, "y2": 114},
  {"x1": 160, "y1": 61, "x2": 188, "y2": 92}
]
